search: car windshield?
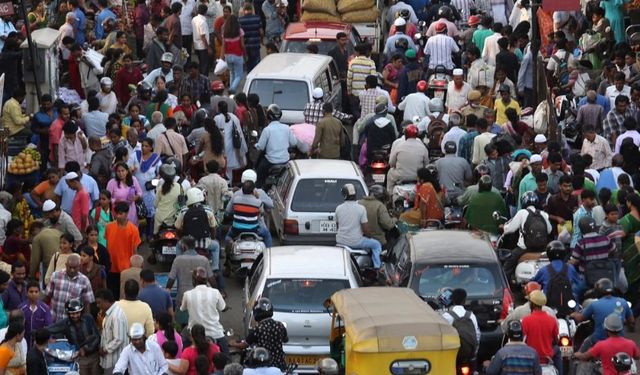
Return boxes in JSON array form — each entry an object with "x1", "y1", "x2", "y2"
[
  {"x1": 410, "y1": 264, "x2": 502, "y2": 299},
  {"x1": 248, "y1": 79, "x2": 309, "y2": 111},
  {"x1": 291, "y1": 178, "x2": 366, "y2": 212},
  {"x1": 263, "y1": 278, "x2": 350, "y2": 313},
  {"x1": 281, "y1": 41, "x2": 335, "y2": 55}
]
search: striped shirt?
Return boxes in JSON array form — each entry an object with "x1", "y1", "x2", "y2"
[
  {"x1": 423, "y1": 34, "x2": 459, "y2": 70},
  {"x1": 239, "y1": 14, "x2": 262, "y2": 49},
  {"x1": 100, "y1": 303, "x2": 129, "y2": 370},
  {"x1": 347, "y1": 56, "x2": 377, "y2": 96},
  {"x1": 228, "y1": 193, "x2": 262, "y2": 231},
  {"x1": 571, "y1": 233, "x2": 615, "y2": 273},
  {"x1": 485, "y1": 342, "x2": 542, "y2": 374}
]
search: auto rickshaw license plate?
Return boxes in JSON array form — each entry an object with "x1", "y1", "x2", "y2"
[
  {"x1": 560, "y1": 346, "x2": 573, "y2": 357},
  {"x1": 286, "y1": 355, "x2": 320, "y2": 366}
]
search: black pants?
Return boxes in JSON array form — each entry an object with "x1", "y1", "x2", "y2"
[
  {"x1": 196, "y1": 49, "x2": 209, "y2": 75},
  {"x1": 256, "y1": 156, "x2": 275, "y2": 188},
  {"x1": 136, "y1": 38, "x2": 145, "y2": 59},
  {"x1": 503, "y1": 247, "x2": 544, "y2": 280},
  {"x1": 182, "y1": 35, "x2": 193, "y2": 58},
  {"x1": 107, "y1": 272, "x2": 121, "y2": 300},
  {"x1": 246, "y1": 47, "x2": 261, "y2": 72}
]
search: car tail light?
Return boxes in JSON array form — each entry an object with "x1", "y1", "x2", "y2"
[
  {"x1": 162, "y1": 231, "x2": 176, "y2": 239},
  {"x1": 459, "y1": 366, "x2": 470, "y2": 375},
  {"x1": 500, "y1": 288, "x2": 514, "y2": 320},
  {"x1": 559, "y1": 335, "x2": 570, "y2": 347},
  {"x1": 284, "y1": 219, "x2": 298, "y2": 236}
]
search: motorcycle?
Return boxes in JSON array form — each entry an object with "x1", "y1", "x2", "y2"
[
  {"x1": 427, "y1": 65, "x2": 451, "y2": 100},
  {"x1": 46, "y1": 339, "x2": 79, "y2": 375},
  {"x1": 392, "y1": 180, "x2": 417, "y2": 215},
  {"x1": 368, "y1": 145, "x2": 391, "y2": 185},
  {"x1": 230, "y1": 232, "x2": 266, "y2": 279},
  {"x1": 151, "y1": 224, "x2": 179, "y2": 265}
]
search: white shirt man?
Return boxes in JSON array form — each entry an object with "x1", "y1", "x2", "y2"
[
  {"x1": 446, "y1": 78, "x2": 472, "y2": 112},
  {"x1": 423, "y1": 32, "x2": 459, "y2": 70},
  {"x1": 398, "y1": 92, "x2": 431, "y2": 121},
  {"x1": 180, "y1": 272, "x2": 226, "y2": 340},
  {"x1": 605, "y1": 84, "x2": 631, "y2": 111},
  {"x1": 502, "y1": 206, "x2": 552, "y2": 249},
  {"x1": 173, "y1": 0, "x2": 195, "y2": 36},
  {"x1": 191, "y1": 11, "x2": 209, "y2": 51},
  {"x1": 482, "y1": 31, "x2": 502, "y2": 66},
  {"x1": 441, "y1": 125, "x2": 467, "y2": 154},
  {"x1": 0, "y1": 203, "x2": 11, "y2": 246}
]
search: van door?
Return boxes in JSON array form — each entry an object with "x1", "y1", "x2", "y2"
[{"x1": 328, "y1": 61, "x2": 343, "y2": 110}]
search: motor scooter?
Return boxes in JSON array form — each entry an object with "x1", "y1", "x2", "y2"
[
  {"x1": 46, "y1": 339, "x2": 79, "y2": 375},
  {"x1": 368, "y1": 145, "x2": 391, "y2": 185},
  {"x1": 230, "y1": 232, "x2": 266, "y2": 280},
  {"x1": 427, "y1": 65, "x2": 451, "y2": 100}
]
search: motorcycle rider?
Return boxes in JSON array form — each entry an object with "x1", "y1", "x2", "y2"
[
  {"x1": 143, "y1": 52, "x2": 175, "y2": 87},
  {"x1": 457, "y1": 165, "x2": 501, "y2": 206},
  {"x1": 484, "y1": 321, "x2": 542, "y2": 375},
  {"x1": 358, "y1": 185, "x2": 397, "y2": 248},
  {"x1": 113, "y1": 322, "x2": 168, "y2": 375},
  {"x1": 417, "y1": 97, "x2": 449, "y2": 133},
  {"x1": 434, "y1": 141, "x2": 472, "y2": 204},
  {"x1": 175, "y1": 187, "x2": 223, "y2": 290},
  {"x1": 363, "y1": 102, "x2": 396, "y2": 166},
  {"x1": 465, "y1": 175, "x2": 507, "y2": 234},
  {"x1": 501, "y1": 281, "x2": 557, "y2": 332},
  {"x1": 336, "y1": 183, "x2": 383, "y2": 270},
  {"x1": 225, "y1": 178, "x2": 272, "y2": 249},
  {"x1": 521, "y1": 290, "x2": 562, "y2": 373},
  {"x1": 425, "y1": 5, "x2": 460, "y2": 38},
  {"x1": 243, "y1": 347, "x2": 284, "y2": 374},
  {"x1": 48, "y1": 299, "x2": 101, "y2": 374},
  {"x1": 255, "y1": 104, "x2": 298, "y2": 188},
  {"x1": 387, "y1": 124, "x2": 429, "y2": 193},
  {"x1": 229, "y1": 298, "x2": 288, "y2": 372},
  {"x1": 574, "y1": 314, "x2": 640, "y2": 375},
  {"x1": 398, "y1": 80, "x2": 431, "y2": 122},
  {"x1": 315, "y1": 358, "x2": 339, "y2": 375},
  {"x1": 531, "y1": 241, "x2": 584, "y2": 308},
  {"x1": 126, "y1": 81, "x2": 153, "y2": 113},
  {"x1": 398, "y1": 49, "x2": 424, "y2": 100},
  {"x1": 384, "y1": 17, "x2": 417, "y2": 62},
  {"x1": 389, "y1": 9, "x2": 417, "y2": 38},
  {"x1": 502, "y1": 192, "x2": 552, "y2": 278},
  {"x1": 423, "y1": 22, "x2": 459, "y2": 73},
  {"x1": 570, "y1": 278, "x2": 635, "y2": 352}
]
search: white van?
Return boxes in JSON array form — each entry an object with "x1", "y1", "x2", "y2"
[{"x1": 242, "y1": 53, "x2": 342, "y2": 124}]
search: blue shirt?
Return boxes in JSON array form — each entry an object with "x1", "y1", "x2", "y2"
[
  {"x1": 578, "y1": 94, "x2": 611, "y2": 115},
  {"x1": 82, "y1": 110, "x2": 110, "y2": 138},
  {"x1": 383, "y1": 33, "x2": 417, "y2": 59},
  {"x1": 571, "y1": 206, "x2": 592, "y2": 248},
  {"x1": 138, "y1": 284, "x2": 173, "y2": 318},
  {"x1": 95, "y1": 8, "x2": 116, "y2": 40},
  {"x1": 73, "y1": 7, "x2": 87, "y2": 45},
  {"x1": 489, "y1": 123, "x2": 503, "y2": 135},
  {"x1": 261, "y1": 1, "x2": 284, "y2": 38},
  {"x1": 582, "y1": 295, "x2": 632, "y2": 342},
  {"x1": 532, "y1": 260, "x2": 585, "y2": 301},
  {"x1": 54, "y1": 174, "x2": 100, "y2": 214},
  {"x1": 256, "y1": 121, "x2": 297, "y2": 164}
]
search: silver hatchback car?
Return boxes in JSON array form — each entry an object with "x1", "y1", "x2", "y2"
[
  {"x1": 267, "y1": 159, "x2": 368, "y2": 245},
  {"x1": 243, "y1": 246, "x2": 361, "y2": 372}
]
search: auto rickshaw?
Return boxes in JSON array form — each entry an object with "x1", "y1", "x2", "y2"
[{"x1": 327, "y1": 287, "x2": 460, "y2": 375}]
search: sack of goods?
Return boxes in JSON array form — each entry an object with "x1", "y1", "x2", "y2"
[
  {"x1": 301, "y1": 10, "x2": 341, "y2": 21},
  {"x1": 302, "y1": 0, "x2": 338, "y2": 15},
  {"x1": 336, "y1": 0, "x2": 373, "y2": 13},
  {"x1": 301, "y1": 0, "x2": 379, "y2": 22},
  {"x1": 340, "y1": 6, "x2": 379, "y2": 22}
]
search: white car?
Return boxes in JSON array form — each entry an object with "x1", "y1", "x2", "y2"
[{"x1": 243, "y1": 246, "x2": 361, "y2": 372}]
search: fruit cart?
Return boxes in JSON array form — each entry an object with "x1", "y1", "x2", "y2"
[{"x1": 5, "y1": 147, "x2": 42, "y2": 192}]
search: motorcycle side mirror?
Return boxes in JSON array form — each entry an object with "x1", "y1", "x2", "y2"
[
  {"x1": 496, "y1": 249, "x2": 512, "y2": 262},
  {"x1": 418, "y1": 20, "x2": 426, "y2": 27},
  {"x1": 492, "y1": 211, "x2": 501, "y2": 221},
  {"x1": 414, "y1": 33, "x2": 422, "y2": 41},
  {"x1": 567, "y1": 300, "x2": 577, "y2": 309},
  {"x1": 250, "y1": 130, "x2": 258, "y2": 138}
]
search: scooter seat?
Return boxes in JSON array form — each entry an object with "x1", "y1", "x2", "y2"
[{"x1": 519, "y1": 252, "x2": 544, "y2": 262}]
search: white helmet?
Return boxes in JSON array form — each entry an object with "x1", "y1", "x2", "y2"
[
  {"x1": 312, "y1": 87, "x2": 324, "y2": 99},
  {"x1": 129, "y1": 323, "x2": 145, "y2": 339},
  {"x1": 241, "y1": 169, "x2": 258, "y2": 183},
  {"x1": 186, "y1": 187, "x2": 205, "y2": 206}
]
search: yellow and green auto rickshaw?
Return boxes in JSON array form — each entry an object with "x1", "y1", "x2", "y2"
[{"x1": 327, "y1": 287, "x2": 460, "y2": 375}]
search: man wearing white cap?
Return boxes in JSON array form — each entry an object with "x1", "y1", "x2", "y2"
[
  {"x1": 533, "y1": 134, "x2": 547, "y2": 154},
  {"x1": 303, "y1": 87, "x2": 351, "y2": 125},
  {"x1": 143, "y1": 52, "x2": 174, "y2": 87},
  {"x1": 97, "y1": 77, "x2": 118, "y2": 115},
  {"x1": 517, "y1": 154, "x2": 544, "y2": 209},
  {"x1": 383, "y1": 18, "x2": 417, "y2": 61},
  {"x1": 42, "y1": 199, "x2": 83, "y2": 245},
  {"x1": 446, "y1": 69, "x2": 472, "y2": 113}
]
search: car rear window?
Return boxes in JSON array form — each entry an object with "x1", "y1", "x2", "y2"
[
  {"x1": 290, "y1": 179, "x2": 366, "y2": 212},
  {"x1": 411, "y1": 264, "x2": 502, "y2": 299},
  {"x1": 248, "y1": 79, "x2": 309, "y2": 111},
  {"x1": 281, "y1": 41, "x2": 336, "y2": 55},
  {"x1": 263, "y1": 279, "x2": 350, "y2": 313}
]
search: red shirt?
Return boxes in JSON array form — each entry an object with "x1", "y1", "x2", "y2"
[
  {"x1": 522, "y1": 309, "x2": 559, "y2": 360},
  {"x1": 48, "y1": 119, "x2": 65, "y2": 163},
  {"x1": 115, "y1": 66, "x2": 144, "y2": 107},
  {"x1": 181, "y1": 343, "x2": 220, "y2": 375},
  {"x1": 589, "y1": 336, "x2": 640, "y2": 375},
  {"x1": 71, "y1": 188, "x2": 90, "y2": 232}
]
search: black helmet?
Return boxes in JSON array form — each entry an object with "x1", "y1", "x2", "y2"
[
  {"x1": 399, "y1": 9, "x2": 410, "y2": 20},
  {"x1": 267, "y1": 104, "x2": 282, "y2": 121},
  {"x1": 394, "y1": 38, "x2": 409, "y2": 51},
  {"x1": 66, "y1": 298, "x2": 84, "y2": 313},
  {"x1": 248, "y1": 347, "x2": 271, "y2": 367},
  {"x1": 546, "y1": 240, "x2": 565, "y2": 261},
  {"x1": 193, "y1": 108, "x2": 209, "y2": 127},
  {"x1": 137, "y1": 81, "x2": 152, "y2": 96},
  {"x1": 578, "y1": 216, "x2": 596, "y2": 235},
  {"x1": 507, "y1": 320, "x2": 523, "y2": 341},
  {"x1": 163, "y1": 156, "x2": 182, "y2": 175},
  {"x1": 612, "y1": 352, "x2": 633, "y2": 372},
  {"x1": 520, "y1": 191, "x2": 538, "y2": 209},
  {"x1": 253, "y1": 298, "x2": 273, "y2": 321},
  {"x1": 437, "y1": 287, "x2": 453, "y2": 308},
  {"x1": 473, "y1": 164, "x2": 491, "y2": 182},
  {"x1": 595, "y1": 278, "x2": 614, "y2": 296},
  {"x1": 438, "y1": 5, "x2": 453, "y2": 20},
  {"x1": 368, "y1": 184, "x2": 386, "y2": 202},
  {"x1": 341, "y1": 183, "x2": 357, "y2": 200},
  {"x1": 425, "y1": 164, "x2": 438, "y2": 178}
]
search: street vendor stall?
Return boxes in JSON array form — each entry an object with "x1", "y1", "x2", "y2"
[{"x1": 21, "y1": 27, "x2": 61, "y2": 114}]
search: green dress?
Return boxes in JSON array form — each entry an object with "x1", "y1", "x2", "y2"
[{"x1": 619, "y1": 213, "x2": 640, "y2": 284}]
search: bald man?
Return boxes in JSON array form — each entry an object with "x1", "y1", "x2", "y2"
[
  {"x1": 46, "y1": 253, "x2": 95, "y2": 320},
  {"x1": 119, "y1": 255, "x2": 144, "y2": 300}
]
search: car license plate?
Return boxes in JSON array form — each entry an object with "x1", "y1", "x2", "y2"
[
  {"x1": 320, "y1": 220, "x2": 336, "y2": 233},
  {"x1": 435, "y1": 90, "x2": 445, "y2": 99},
  {"x1": 162, "y1": 246, "x2": 176, "y2": 255},
  {"x1": 372, "y1": 173, "x2": 385, "y2": 183},
  {"x1": 560, "y1": 346, "x2": 573, "y2": 357},
  {"x1": 286, "y1": 355, "x2": 320, "y2": 366}
]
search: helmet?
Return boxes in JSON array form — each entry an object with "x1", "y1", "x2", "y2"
[
  {"x1": 129, "y1": 322, "x2": 145, "y2": 339},
  {"x1": 437, "y1": 287, "x2": 453, "y2": 308},
  {"x1": 405, "y1": 124, "x2": 418, "y2": 139},
  {"x1": 612, "y1": 352, "x2": 633, "y2": 372},
  {"x1": 546, "y1": 240, "x2": 566, "y2": 261},
  {"x1": 428, "y1": 98, "x2": 444, "y2": 113},
  {"x1": 398, "y1": 8, "x2": 410, "y2": 21},
  {"x1": 267, "y1": 104, "x2": 282, "y2": 121},
  {"x1": 65, "y1": 298, "x2": 84, "y2": 313},
  {"x1": 524, "y1": 281, "x2": 542, "y2": 297},
  {"x1": 316, "y1": 358, "x2": 339, "y2": 375},
  {"x1": 425, "y1": 164, "x2": 438, "y2": 178},
  {"x1": 163, "y1": 156, "x2": 182, "y2": 175},
  {"x1": 368, "y1": 184, "x2": 386, "y2": 202},
  {"x1": 241, "y1": 169, "x2": 258, "y2": 183},
  {"x1": 438, "y1": 5, "x2": 453, "y2": 20},
  {"x1": 211, "y1": 80, "x2": 225, "y2": 92},
  {"x1": 578, "y1": 216, "x2": 596, "y2": 235},
  {"x1": 519, "y1": 191, "x2": 538, "y2": 209},
  {"x1": 248, "y1": 347, "x2": 271, "y2": 367},
  {"x1": 394, "y1": 37, "x2": 409, "y2": 51},
  {"x1": 416, "y1": 80, "x2": 428, "y2": 93},
  {"x1": 312, "y1": 87, "x2": 324, "y2": 99},
  {"x1": 473, "y1": 164, "x2": 491, "y2": 181},
  {"x1": 253, "y1": 298, "x2": 274, "y2": 321},
  {"x1": 507, "y1": 320, "x2": 524, "y2": 341},
  {"x1": 595, "y1": 278, "x2": 614, "y2": 296},
  {"x1": 341, "y1": 183, "x2": 357, "y2": 200},
  {"x1": 193, "y1": 108, "x2": 209, "y2": 126},
  {"x1": 186, "y1": 187, "x2": 205, "y2": 206},
  {"x1": 137, "y1": 81, "x2": 153, "y2": 95},
  {"x1": 159, "y1": 163, "x2": 177, "y2": 181}
]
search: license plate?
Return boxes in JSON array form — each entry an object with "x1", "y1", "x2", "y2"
[
  {"x1": 286, "y1": 355, "x2": 321, "y2": 366},
  {"x1": 320, "y1": 220, "x2": 336, "y2": 233},
  {"x1": 435, "y1": 90, "x2": 445, "y2": 99},
  {"x1": 372, "y1": 173, "x2": 385, "y2": 183},
  {"x1": 560, "y1": 346, "x2": 573, "y2": 357},
  {"x1": 162, "y1": 246, "x2": 177, "y2": 255}
]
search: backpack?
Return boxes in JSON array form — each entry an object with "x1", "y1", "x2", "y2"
[
  {"x1": 182, "y1": 205, "x2": 211, "y2": 240},
  {"x1": 449, "y1": 310, "x2": 477, "y2": 362},
  {"x1": 522, "y1": 209, "x2": 548, "y2": 251},
  {"x1": 546, "y1": 264, "x2": 575, "y2": 317},
  {"x1": 427, "y1": 113, "x2": 446, "y2": 157},
  {"x1": 584, "y1": 259, "x2": 616, "y2": 287},
  {"x1": 552, "y1": 52, "x2": 570, "y2": 86}
]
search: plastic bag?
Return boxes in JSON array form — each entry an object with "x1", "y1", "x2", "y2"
[{"x1": 214, "y1": 59, "x2": 228, "y2": 75}]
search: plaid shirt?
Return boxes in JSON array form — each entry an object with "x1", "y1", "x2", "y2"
[
  {"x1": 359, "y1": 88, "x2": 380, "y2": 118},
  {"x1": 303, "y1": 101, "x2": 350, "y2": 125},
  {"x1": 46, "y1": 270, "x2": 95, "y2": 321},
  {"x1": 603, "y1": 108, "x2": 633, "y2": 143},
  {"x1": 180, "y1": 74, "x2": 210, "y2": 102}
]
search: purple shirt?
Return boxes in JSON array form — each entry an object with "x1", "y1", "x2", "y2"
[
  {"x1": 20, "y1": 301, "x2": 52, "y2": 347},
  {"x1": 2, "y1": 280, "x2": 27, "y2": 311}
]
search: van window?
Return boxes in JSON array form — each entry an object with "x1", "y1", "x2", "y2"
[
  {"x1": 249, "y1": 79, "x2": 310, "y2": 111},
  {"x1": 323, "y1": 69, "x2": 332, "y2": 94},
  {"x1": 314, "y1": 75, "x2": 328, "y2": 99},
  {"x1": 248, "y1": 259, "x2": 264, "y2": 295},
  {"x1": 291, "y1": 179, "x2": 366, "y2": 212},
  {"x1": 329, "y1": 61, "x2": 339, "y2": 81},
  {"x1": 277, "y1": 169, "x2": 293, "y2": 201}
]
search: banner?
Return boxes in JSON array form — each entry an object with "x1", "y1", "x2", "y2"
[{"x1": 542, "y1": 0, "x2": 580, "y2": 12}]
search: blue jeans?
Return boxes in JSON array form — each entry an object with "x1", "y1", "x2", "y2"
[
  {"x1": 353, "y1": 238, "x2": 382, "y2": 268},
  {"x1": 225, "y1": 54, "x2": 244, "y2": 93}
]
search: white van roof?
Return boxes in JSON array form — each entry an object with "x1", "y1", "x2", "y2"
[{"x1": 246, "y1": 53, "x2": 333, "y2": 81}]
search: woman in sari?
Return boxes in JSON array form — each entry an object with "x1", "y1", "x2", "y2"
[
  {"x1": 399, "y1": 166, "x2": 445, "y2": 227},
  {"x1": 621, "y1": 194, "x2": 640, "y2": 300},
  {"x1": 0, "y1": 322, "x2": 26, "y2": 375},
  {"x1": 146, "y1": 90, "x2": 174, "y2": 120},
  {"x1": 135, "y1": 138, "x2": 162, "y2": 240}
]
